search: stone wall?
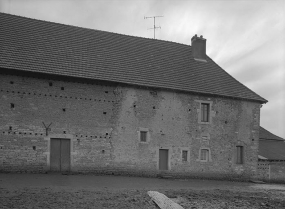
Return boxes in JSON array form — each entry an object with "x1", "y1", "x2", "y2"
[
  {"x1": 0, "y1": 72, "x2": 261, "y2": 179},
  {"x1": 257, "y1": 161, "x2": 285, "y2": 183},
  {"x1": 112, "y1": 86, "x2": 260, "y2": 180},
  {"x1": 256, "y1": 161, "x2": 270, "y2": 181},
  {"x1": 0, "y1": 72, "x2": 118, "y2": 172}
]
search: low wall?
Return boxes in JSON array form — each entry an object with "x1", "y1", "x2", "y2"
[{"x1": 257, "y1": 160, "x2": 285, "y2": 183}]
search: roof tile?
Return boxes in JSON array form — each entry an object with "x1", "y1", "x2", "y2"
[
  {"x1": 259, "y1": 127, "x2": 285, "y2": 160},
  {"x1": 0, "y1": 13, "x2": 267, "y2": 103}
]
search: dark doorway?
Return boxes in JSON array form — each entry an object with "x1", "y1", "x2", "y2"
[
  {"x1": 159, "y1": 149, "x2": 168, "y2": 170},
  {"x1": 50, "y1": 138, "x2": 71, "y2": 172}
]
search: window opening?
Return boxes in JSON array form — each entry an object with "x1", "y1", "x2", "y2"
[
  {"x1": 140, "y1": 131, "x2": 147, "y2": 142},
  {"x1": 236, "y1": 146, "x2": 244, "y2": 164},
  {"x1": 150, "y1": 90, "x2": 157, "y2": 96},
  {"x1": 10, "y1": 103, "x2": 15, "y2": 109},
  {"x1": 201, "y1": 103, "x2": 209, "y2": 122},
  {"x1": 182, "y1": 150, "x2": 188, "y2": 162},
  {"x1": 200, "y1": 149, "x2": 209, "y2": 161}
]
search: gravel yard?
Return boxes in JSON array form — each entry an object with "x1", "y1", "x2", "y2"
[{"x1": 1, "y1": 174, "x2": 285, "y2": 208}]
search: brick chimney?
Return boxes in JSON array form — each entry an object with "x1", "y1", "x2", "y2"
[{"x1": 191, "y1": 34, "x2": 207, "y2": 62}]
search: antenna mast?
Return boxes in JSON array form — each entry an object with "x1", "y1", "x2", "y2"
[{"x1": 144, "y1": 15, "x2": 163, "y2": 39}]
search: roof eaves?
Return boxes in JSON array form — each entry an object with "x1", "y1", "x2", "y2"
[
  {"x1": 258, "y1": 155, "x2": 268, "y2": 160},
  {"x1": 1, "y1": 66, "x2": 268, "y2": 104},
  {"x1": 207, "y1": 56, "x2": 268, "y2": 104}
]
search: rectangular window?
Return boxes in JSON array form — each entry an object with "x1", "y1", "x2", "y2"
[
  {"x1": 236, "y1": 146, "x2": 243, "y2": 164},
  {"x1": 200, "y1": 149, "x2": 209, "y2": 161},
  {"x1": 140, "y1": 131, "x2": 147, "y2": 142},
  {"x1": 201, "y1": 103, "x2": 209, "y2": 122},
  {"x1": 182, "y1": 150, "x2": 188, "y2": 162}
]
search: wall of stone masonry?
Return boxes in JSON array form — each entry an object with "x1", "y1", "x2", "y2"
[
  {"x1": 0, "y1": 71, "x2": 261, "y2": 179},
  {"x1": 269, "y1": 162, "x2": 285, "y2": 183},
  {"x1": 0, "y1": 72, "x2": 118, "y2": 172},
  {"x1": 111, "y1": 86, "x2": 260, "y2": 180},
  {"x1": 257, "y1": 161, "x2": 285, "y2": 183},
  {"x1": 256, "y1": 161, "x2": 270, "y2": 181}
]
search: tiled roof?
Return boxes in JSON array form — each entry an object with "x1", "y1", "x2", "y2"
[
  {"x1": 259, "y1": 140, "x2": 285, "y2": 160},
  {"x1": 259, "y1": 127, "x2": 284, "y2": 141},
  {"x1": 0, "y1": 13, "x2": 267, "y2": 103},
  {"x1": 259, "y1": 127, "x2": 285, "y2": 160}
]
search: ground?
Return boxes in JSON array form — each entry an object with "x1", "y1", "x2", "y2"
[{"x1": 1, "y1": 174, "x2": 285, "y2": 208}]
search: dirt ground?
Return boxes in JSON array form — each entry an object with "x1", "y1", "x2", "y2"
[{"x1": 1, "y1": 174, "x2": 285, "y2": 209}]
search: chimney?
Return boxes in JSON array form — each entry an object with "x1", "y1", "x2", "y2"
[{"x1": 191, "y1": 34, "x2": 207, "y2": 62}]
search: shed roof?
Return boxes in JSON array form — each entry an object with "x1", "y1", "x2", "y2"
[
  {"x1": 260, "y1": 127, "x2": 284, "y2": 141},
  {"x1": 259, "y1": 127, "x2": 285, "y2": 160},
  {"x1": 0, "y1": 13, "x2": 267, "y2": 103},
  {"x1": 259, "y1": 140, "x2": 285, "y2": 161}
]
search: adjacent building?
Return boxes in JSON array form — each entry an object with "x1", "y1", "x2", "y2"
[{"x1": 257, "y1": 127, "x2": 285, "y2": 182}]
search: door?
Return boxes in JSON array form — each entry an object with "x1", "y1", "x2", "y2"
[
  {"x1": 159, "y1": 149, "x2": 168, "y2": 170},
  {"x1": 50, "y1": 138, "x2": 61, "y2": 171},
  {"x1": 50, "y1": 138, "x2": 70, "y2": 172}
]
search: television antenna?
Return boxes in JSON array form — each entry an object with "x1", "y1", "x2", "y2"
[{"x1": 144, "y1": 15, "x2": 163, "y2": 39}]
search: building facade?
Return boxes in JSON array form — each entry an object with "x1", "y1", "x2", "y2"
[{"x1": 0, "y1": 13, "x2": 267, "y2": 180}]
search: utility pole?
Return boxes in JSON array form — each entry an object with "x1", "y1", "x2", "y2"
[{"x1": 144, "y1": 15, "x2": 163, "y2": 39}]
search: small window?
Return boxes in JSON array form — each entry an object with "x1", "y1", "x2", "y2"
[
  {"x1": 10, "y1": 103, "x2": 15, "y2": 109},
  {"x1": 150, "y1": 90, "x2": 157, "y2": 96},
  {"x1": 200, "y1": 149, "x2": 209, "y2": 161},
  {"x1": 182, "y1": 150, "x2": 188, "y2": 162},
  {"x1": 201, "y1": 103, "x2": 209, "y2": 122},
  {"x1": 140, "y1": 131, "x2": 147, "y2": 142},
  {"x1": 236, "y1": 146, "x2": 244, "y2": 164}
]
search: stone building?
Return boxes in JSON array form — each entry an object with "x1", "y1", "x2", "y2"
[
  {"x1": 257, "y1": 127, "x2": 285, "y2": 182},
  {"x1": 0, "y1": 13, "x2": 267, "y2": 179}
]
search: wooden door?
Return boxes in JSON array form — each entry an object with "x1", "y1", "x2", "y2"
[
  {"x1": 159, "y1": 149, "x2": 168, "y2": 170},
  {"x1": 50, "y1": 138, "x2": 70, "y2": 172},
  {"x1": 50, "y1": 139, "x2": 61, "y2": 171},
  {"x1": 60, "y1": 139, "x2": 70, "y2": 172}
]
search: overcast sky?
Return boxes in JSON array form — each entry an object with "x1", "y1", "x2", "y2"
[{"x1": 1, "y1": 0, "x2": 284, "y2": 138}]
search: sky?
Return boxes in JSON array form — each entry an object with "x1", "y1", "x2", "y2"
[{"x1": 1, "y1": 0, "x2": 284, "y2": 138}]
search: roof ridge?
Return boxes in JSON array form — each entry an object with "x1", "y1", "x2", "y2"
[{"x1": 0, "y1": 12, "x2": 190, "y2": 47}]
